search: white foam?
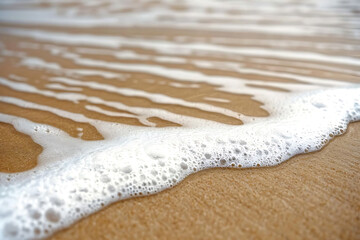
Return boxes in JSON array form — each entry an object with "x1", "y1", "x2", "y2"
[
  {"x1": 8, "y1": 74, "x2": 27, "y2": 82},
  {"x1": 16, "y1": 54, "x2": 320, "y2": 120},
  {"x1": 73, "y1": 47, "x2": 347, "y2": 86},
  {"x1": 0, "y1": 87, "x2": 359, "y2": 239},
  {"x1": 203, "y1": 97, "x2": 231, "y2": 103},
  {"x1": 0, "y1": 7, "x2": 357, "y2": 38},
  {"x1": 49, "y1": 76, "x2": 245, "y2": 121},
  {"x1": 2, "y1": 28, "x2": 360, "y2": 67},
  {"x1": 1, "y1": 0, "x2": 360, "y2": 239},
  {"x1": 45, "y1": 83, "x2": 83, "y2": 92},
  {"x1": 0, "y1": 78, "x2": 217, "y2": 127}
]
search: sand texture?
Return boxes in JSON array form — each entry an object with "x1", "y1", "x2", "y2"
[
  {"x1": 49, "y1": 122, "x2": 360, "y2": 240},
  {"x1": 0, "y1": 0, "x2": 360, "y2": 239}
]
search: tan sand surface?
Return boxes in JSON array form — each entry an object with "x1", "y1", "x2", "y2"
[
  {"x1": 49, "y1": 122, "x2": 360, "y2": 240},
  {"x1": 0, "y1": 122, "x2": 41, "y2": 172},
  {"x1": 0, "y1": 0, "x2": 360, "y2": 239}
]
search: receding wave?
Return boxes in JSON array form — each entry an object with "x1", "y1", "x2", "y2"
[{"x1": 0, "y1": 0, "x2": 359, "y2": 239}]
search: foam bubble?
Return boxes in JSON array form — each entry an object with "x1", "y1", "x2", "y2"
[
  {"x1": 0, "y1": 0, "x2": 360, "y2": 238},
  {"x1": 0, "y1": 87, "x2": 357, "y2": 239}
]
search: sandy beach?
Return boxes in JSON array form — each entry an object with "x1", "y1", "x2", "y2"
[
  {"x1": 1, "y1": 94, "x2": 359, "y2": 239},
  {"x1": 49, "y1": 122, "x2": 360, "y2": 240},
  {"x1": 0, "y1": 0, "x2": 360, "y2": 239}
]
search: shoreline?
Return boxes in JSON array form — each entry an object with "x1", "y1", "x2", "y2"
[
  {"x1": 0, "y1": 0, "x2": 359, "y2": 238},
  {"x1": 50, "y1": 121, "x2": 360, "y2": 240}
]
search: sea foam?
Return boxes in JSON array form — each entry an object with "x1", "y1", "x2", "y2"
[
  {"x1": 0, "y1": 87, "x2": 359, "y2": 239},
  {"x1": 0, "y1": 0, "x2": 360, "y2": 238}
]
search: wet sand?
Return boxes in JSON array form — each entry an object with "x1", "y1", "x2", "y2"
[
  {"x1": 0, "y1": 122, "x2": 41, "y2": 172},
  {"x1": 0, "y1": 94, "x2": 359, "y2": 239},
  {"x1": 46, "y1": 122, "x2": 360, "y2": 240},
  {"x1": 0, "y1": 0, "x2": 360, "y2": 239},
  {"x1": 1, "y1": 90, "x2": 359, "y2": 239}
]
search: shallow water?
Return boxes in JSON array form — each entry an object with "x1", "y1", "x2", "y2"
[{"x1": 0, "y1": 0, "x2": 360, "y2": 239}]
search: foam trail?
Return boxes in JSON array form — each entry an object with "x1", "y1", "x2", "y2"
[
  {"x1": 2, "y1": 28, "x2": 360, "y2": 66},
  {"x1": 0, "y1": 77, "x2": 230, "y2": 127},
  {"x1": 0, "y1": 87, "x2": 360, "y2": 239},
  {"x1": 0, "y1": 0, "x2": 360, "y2": 239},
  {"x1": 0, "y1": 9, "x2": 351, "y2": 36}
]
